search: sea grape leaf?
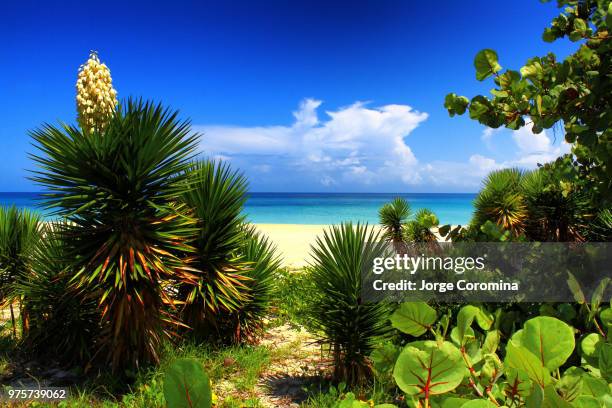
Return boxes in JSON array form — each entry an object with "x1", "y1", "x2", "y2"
[
  {"x1": 505, "y1": 367, "x2": 533, "y2": 398},
  {"x1": 370, "y1": 342, "x2": 401, "y2": 374},
  {"x1": 436, "y1": 397, "x2": 470, "y2": 408},
  {"x1": 572, "y1": 395, "x2": 603, "y2": 408},
  {"x1": 456, "y1": 305, "x2": 493, "y2": 346},
  {"x1": 580, "y1": 333, "x2": 603, "y2": 366},
  {"x1": 556, "y1": 366, "x2": 583, "y2": 402},
  {"x1": 459, "y1": 400, "x2": 496, "y2": 407},
  {"x1": 580, "y1": 373, "x2": 609, "y2": 399},
  {"x1": 513, "y1": 316, "x2": 574, "y2": 371},
  {"x1": 482, "y1": 330, "x2": 500, "y2": 354},
  {"x1": 474, "y1": 49, "x2": 502, "y2": 81},
  {"x1": 393, "y1": 340, "x2": 465, "y2": 396},
  {"x1": 163, "y1": 358, "x2": 212, "y2": 408},
  {"x1": 505, "y1": 341, "x2": 551, "y2": 387},
  {"x1": 525, "y1": 384, "x2": 573, "y2": 408},
  {"x1": 590, "y1": 278, "x2": 610, "y2": 311},
  {"x1": 598, "y1": 342, "x2": 612, "y2": 383},
  {"x1": 390, "y1": 302, "x2": 437, "y2": 337},
  {"x1": 567, "y1": 272, "x2": 587, "y2": 304},
  {"x1": 600, "y1": 308, "x2": 612, "y2": 332}
]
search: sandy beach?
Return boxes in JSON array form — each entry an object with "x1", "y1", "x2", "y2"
[
  {"x1": 254, "y1": 224, "x2": 452, "y2": 268},
  {"x1": 254, "y1": 224, "x2": 331, "y2": 268}
]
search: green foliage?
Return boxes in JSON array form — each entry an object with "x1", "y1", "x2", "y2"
[
  {"x1": 445, "y1": 0, "x2": 612, "y2": 202},
  {"x1": 405, "y1": 208, "x2": 440, "y2": 243},
  {"x1": 390, "y1": 301, "x2": 437, "y2": 337},
  {"x1": 472, "y1": 168, "x2": 527, "y2": 237},
  {"x1": 0, "y1": 206, "x2": 41, "y2": 301},
  {"x1": 376, "y1": 303, "x2": 612, "y2": 407},
  {"x1": 223, "y1": 226, "x2": 281, "y2": 342},
  {"x1": 0, "y1": 205, "x2": 41, "y2": 337},
  {"x1": 30, "y1": 99, "x2": 199, "y2": 372},
  {"x1": 178, "y1": 162, "x2": 280, "y2": 344},
  {"x1": 14, "y1": 223, "x2": 99, "y2": 364},
  {"x1": 163, "y1": 358, "x2": 212, "y2": 408},
  {"x1": 178, "y1": 160, "x2": 251, "y2": 339},
  {"x1": 379, "y1": 198, "x2": 411, "y2": 248},
  {"x1": 308, "y1": 223, "x2": 392, "y2": 385},
  {"x1": 393, "y1": 340, "x2": 465, "y2": 397}
]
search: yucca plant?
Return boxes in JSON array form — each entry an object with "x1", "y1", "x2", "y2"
[
  {"x1": 177, "y1": 160, "x2": 252, "y2": 341},
  {"x1": 472, "y1": 168, "x2": 527, "y2": 237},
  {"x1": 30, "y1": 99, "x2": 199, "y2": 372},
  {"x1": 0, "y1": 206, "x2": 41, "y2": 338},
  {"x1": 520, "y1": 168, "x2": 589, "y2": 241},
  {"x1": 308, "y1": 223, "x2": 391, "y2": 386},
  {"x1": 405, "y1": 208, "x2": 439, "y2": 243},
  {"x1": 14, "y1": 222, "x2": 99, "y2": 365},
  {"x1": 379, "y1": 197, "x2": 411, "y2": 253},
  {"x1": 227, "y1": 225, "x2": 281, "y2": 342}
]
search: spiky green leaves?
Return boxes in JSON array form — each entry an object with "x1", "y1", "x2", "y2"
[
  {"x1": 30, "y1": 99, "x2": 200, "y2": 371},
  {"x1": 472, "y1": 168, "x2": 527, "y2": 237},
  {"x1": 308, "y1": 223, "x2": 391, "y2": 385},
  {"x1": 0, "y1": 206, "x2": 41, "y2": 300},
  {"x1": 178, "y1": 161, "x2": 280, "y2": 343},
  {"x1": 179, "y1": 160, "x2": 250, "y2": 330},
  {"x1": 379, "y1": 197, "x2": 411, "y2": 244}
]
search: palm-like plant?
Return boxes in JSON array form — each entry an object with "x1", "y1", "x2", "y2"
[
  {"x1": 14, "y1": 222, "x2": 99, "y2": 364},
  {"x1": 30, "y1": 99, "x2": 199, "y2": 371},
  {"x1": 177, "y1": 160, "x2": 252, "y2": 340},
  {"x1": 308, "y1": 223, "x2": 391, "y2": 386},
  {"x1": 224, "y1": 226, "x2": 281, "y2": 342},
  {"x1": 472, "y1": 168, "x2": 527, "y2": 237},
  {"x1": 405, "y1": 208, "x2": 440, "y2": 243},
  {"x1": 379, "y1": 197, "x2": 411, "y2": 253},
  {"x1": 0, "y1": 206, "x2": 41, "y2": 337},
  {"x1": 520, "y1": 168, "x2": 588, "y2": 241}
]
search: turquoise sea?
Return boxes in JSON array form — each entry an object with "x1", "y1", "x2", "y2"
[{"x1": 0, "y1": 192, "x2": 475, "y2": 225}]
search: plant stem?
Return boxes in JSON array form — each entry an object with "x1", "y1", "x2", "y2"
[{"x1": 9, "y1": 304, "x2": 16, "y2": 339}]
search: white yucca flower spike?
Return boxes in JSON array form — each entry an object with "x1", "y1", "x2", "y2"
[{"x1": 76, "y1": 51, "x2": 118, "y2": 133}]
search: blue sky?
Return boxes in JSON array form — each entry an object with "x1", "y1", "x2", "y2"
[{"x1": 1, "y1": 0, "x2": 575, "y2": 192}]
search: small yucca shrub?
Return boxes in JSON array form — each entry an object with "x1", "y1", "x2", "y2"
[
  {"x1": 472, "y1": 168, "x2": 527, "y2": 237},
  {"x1": 520, "y1": 167, "x2": 588, "y2": 241},
  {"x1": 379, "y1": 197, "x2": 411, "y2": 254},
  {"x1": 177, "y1": 160, "x2": 252, "y2": 340},
  {"x1": 308, "y1": 223, "x2": 391, "y2": 386},
  {"x1": 15, "y1": 223, "x2": 99, "y2": 365},
  {"x1": 0, "y1": 206, "x2": 41, "y2": 337},
  {"x1": 226, "y1": 226, "x2": 281, "y2": 342},
  {"x1": 30, "y1": 99, "x2": 199, "y2": 372},
  {"x1": 405, "y1": 208, "x2": 439, "y2": 243}
]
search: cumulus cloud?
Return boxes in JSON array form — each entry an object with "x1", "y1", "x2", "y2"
[
  {"x1": 195, "y1": 99, "x2": 571, "y2": 191},
  {"x1": 196, "y1": 98, "x2": 428, "y2": 188}
]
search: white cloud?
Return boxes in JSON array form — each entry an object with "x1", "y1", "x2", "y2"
[
  {"x1": 195, "y1": 100, "x2": 571, "y2": 191},
  {"x1": 195, "y1": 98, "x2": 428, "y2": 188}
]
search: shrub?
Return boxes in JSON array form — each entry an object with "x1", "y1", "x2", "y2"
[
  {"x1": 14, "y1": 222, "x2": 99, "y2": 365},
  {"x1": 0, "y1": 205, "x2": 41, "y2": 337},
  {"x1": 308, "y1": 223, "x2": 391, "y2": 386},
  {"x1": 472, "y1": 168, "x2": 527, "y2": 237},
  {"x1": 177, "y1": 160, "x2": 251, "y2": 340}
]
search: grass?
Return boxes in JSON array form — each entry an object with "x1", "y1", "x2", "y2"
[{"x1": 0, "y1": 268, "x2": 397, "y2": 407}]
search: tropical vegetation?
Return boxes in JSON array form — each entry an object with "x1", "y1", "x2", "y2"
[{"x1": 1, "y1": 1, "x2": 611, "y2": 407}]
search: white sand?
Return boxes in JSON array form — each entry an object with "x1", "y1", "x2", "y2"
[{"x1": 254, "y1": 224, "x2": 455, "y2": 268}]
